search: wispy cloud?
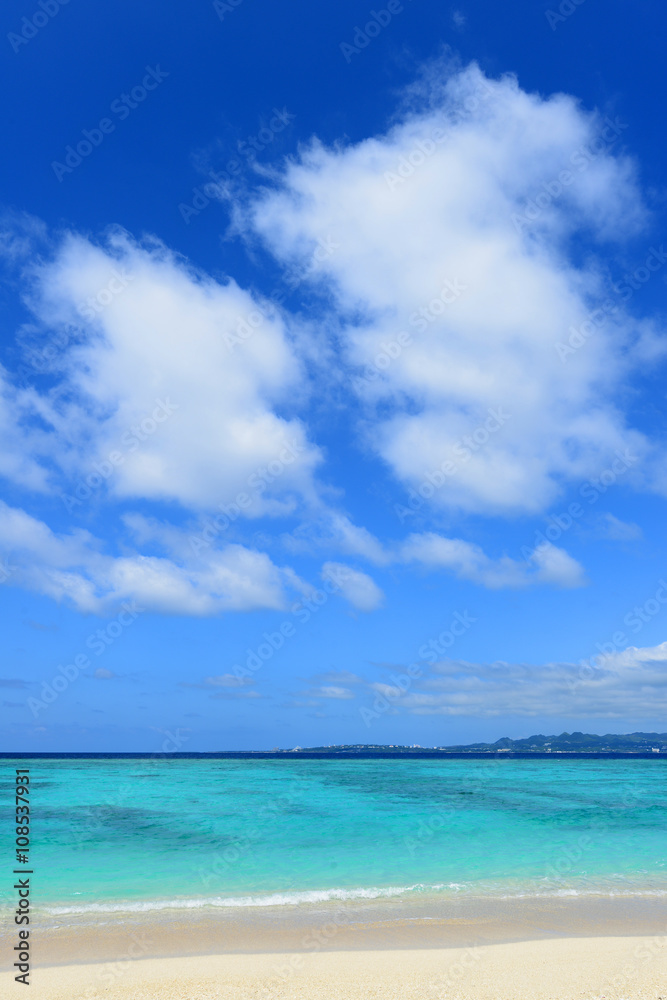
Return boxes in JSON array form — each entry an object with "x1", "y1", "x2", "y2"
[
  {"x1": 400, "y1": 533, "x2": 585, "y2": 588},
  {"x1": 596, "y1": 512, "x2": 642, "y2": 541},
  {"x1": 362, "y1": 642, "x2": 667, "y2": 718},
  {"x1": 307, "y1": 685, "x2": 355, "y2": 700}
]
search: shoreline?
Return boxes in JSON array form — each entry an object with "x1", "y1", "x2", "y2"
[
  {"x1": 5, "y1": 936, "x2": 667, "y2": 1000},
  {"x1": 2, "y1": 749, "x2": 666, "y2": 758},
  {"x1": 16, "y1": 892, "x2": 667, "y2": 966}
]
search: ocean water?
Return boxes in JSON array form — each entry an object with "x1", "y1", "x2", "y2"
[{"x1": 2, "y1": 756, "x2": 666, "y2": 917}]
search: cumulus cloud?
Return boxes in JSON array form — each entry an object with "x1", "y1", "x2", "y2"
[
  {"x1": 321, "y1": 561, "x2": 384, "y2": 611},
  {"x1": 0, "y1": 500, "x2": 301, "y2": 615},
  {"x1": 399, "y1": 532, "x2": 585, "y2": 588},
  {"x1": 2, "y1": 62, "x2": 665, "y2": 625},
  {"x1": 242, "y1": 61, "x2": 654, "y2": 516},
  {"x1": 12, "y1": 230, "x2": 321, "y2": 513}
]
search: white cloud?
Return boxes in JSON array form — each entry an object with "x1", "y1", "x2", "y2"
[
  {"x1": 366, "y1": 641, "x2": 667, "y2": 718},
  {"x1": 311, "y1": 670, "x2": 363, "y2": 684},
  {"x1": 281, "y1": 510, "x2": 390, "y2": 564},
  {"x1": 321, "y1": 561, "x2": 384, "y2": 611},
  {"x1": 204, "y1": 674, "x2": 254, "y2": 687},
  {"x1": 243, "y1": 61, "x2": 654, "y2": 516},
  {"x1": 322, "y1": 513, "x2": 390, "y2": 564},
  {"x1": 528, "y1": 540, "x2": 586, "y2": 587},
  {"x1": 599, "y1": 641, "x2": 667, "y2": 671},
  {"x1": 2, "y1": 64, "x2": 664, "y2": 626},
  {"x1": 370, "y1": 681, "x2": 404, "y2": 703},
  {"x1": 13, "y1": 230, "x2": 321, "y2": 513},
  {"x1": 399, "y1": 532, "x2": 585, "y2": 588},
  {"x1": 285, "y1": 518, "x2": 584, "y2": 590},
  {"x1": 309, "y1": 685, "x2": 355, "y2": 700},
  {"x1": 597, "y1": 512, "x2": 642, "y2": 541},
  {"x1": 0, "y1": 500, "x2": 300, "y2": 615},
  {"x1": 209, "y1": 689, "x2": 262, "y2": 699},
  {"x1": 0, "y1": 368, "x2": 50, "y2": 492}
]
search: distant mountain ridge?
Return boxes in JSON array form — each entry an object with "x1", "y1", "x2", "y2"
[
  {"x1": 299, "y1": 731, "x2": 667, "y2": 753},
  {"x1": 442, "y1": 731, "x2": 667, "y2": 752}
]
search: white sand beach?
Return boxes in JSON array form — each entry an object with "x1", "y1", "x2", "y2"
[{"x1": 6, "y1": 935, "x2": 666, "y2": 1000}]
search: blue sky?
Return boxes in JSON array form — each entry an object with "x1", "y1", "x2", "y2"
[{"x1": 2, "y1": 0, "x2": 667, "y2": 751}]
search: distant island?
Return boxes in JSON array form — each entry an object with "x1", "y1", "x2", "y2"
[{"x1": 282, "y1": 731, "x2": 667, "y2": 754}]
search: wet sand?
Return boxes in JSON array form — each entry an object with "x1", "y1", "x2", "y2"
[{"x1": 29, "y1": 892, "x2": 667, "y2": 964}]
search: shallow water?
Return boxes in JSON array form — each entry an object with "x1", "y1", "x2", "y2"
[{"x1": 2, "y1": 756, "x2": 666, "y2": 915}]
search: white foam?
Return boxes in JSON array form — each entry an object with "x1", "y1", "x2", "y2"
[
  {"x1": 42, "y1": 882, "x2": 462, "y2": 915},
  {"x1": 36, "y1": 881, "x2": 667, "y2": 916}
]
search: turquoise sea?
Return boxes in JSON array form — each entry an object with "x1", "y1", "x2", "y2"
[{"x1": 2, "y1": 756, "x2": 666, "y2": 917}]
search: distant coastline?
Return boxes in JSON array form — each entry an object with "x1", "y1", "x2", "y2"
[{"x1": 3, "y1": 730, "x2": 666, "y2": 757}]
